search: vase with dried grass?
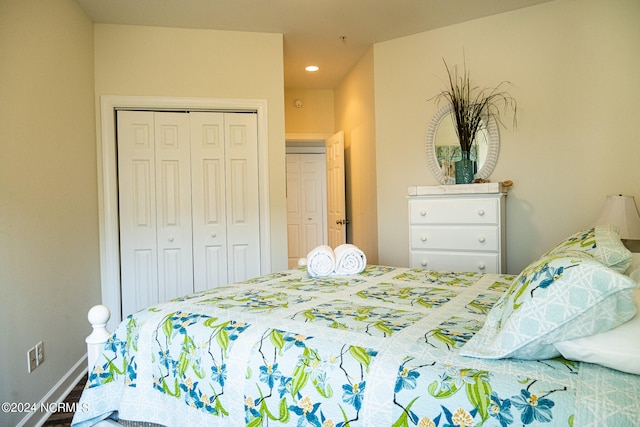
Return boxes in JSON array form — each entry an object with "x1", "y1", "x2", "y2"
[{"x1": 433, "y1": 60, "x2": 517, "y2": 184}]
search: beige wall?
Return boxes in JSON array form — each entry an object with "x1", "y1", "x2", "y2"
[
  {"x1": 284, "y1": 89, "x2": 335, "y2": 134},
  {"x1": 335, "y1": 47, "x2": 379, "y2": 264},
  {"x1": 0, "y1": 1, "x2": 99, "y2": 425},
  {"x1": 94, "y1": 24, "x2": 288, "y2": 272},
  {"x1": 375, "y1": 0, "x2": 640, "y2": 273}
]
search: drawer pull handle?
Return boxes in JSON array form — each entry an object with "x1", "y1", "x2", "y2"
[
  {"x1": 211, "y1": 233, "x2": 217, "y2": 238},
  {"x1": 421, "y1": 259, "x2": 428, "y2": 267},
  {"x1": 420, "y1": 235, "x2": 427, "y2": 242},
  {"x1": 477, "y1": 209, "x2": 485, "y2": 216},
  {"x1": 478, "y1": 263, "x2": 486, "y2": 270},
  {"x1": 478, "y1": 236, "x2": 486, "y2": 243},
  {"x1": 420, "y1": 210, "x2": 427, "y2": 216}
]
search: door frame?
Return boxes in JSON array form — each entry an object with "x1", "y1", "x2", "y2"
[{"x1": 98, "y1": 95, "x2": 271, "y2": 328}]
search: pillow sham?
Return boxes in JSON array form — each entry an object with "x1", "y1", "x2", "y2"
[
  {"x1": 554, "y1": 287, "x2": 640, "y2": 374},
  {"x1": 461, "y1": 254, "x2": 637, "y2": 360},
  {"x1": 624, "y1": 253, "x2": 640, "y2": 282},
  {"x1": 543, "y1": 225, "x2": 632, "y2": 273}
]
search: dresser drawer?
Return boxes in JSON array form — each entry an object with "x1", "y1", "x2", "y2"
[
  {"x1": 410, "y1": 251, "x2": 500, "y2": 273},
  {"x1": 410, "y1": 225, "x2": 500, "y2": 251},
  {"x1": 409, "y1": 198, "x2": 499, "y2": 225}
]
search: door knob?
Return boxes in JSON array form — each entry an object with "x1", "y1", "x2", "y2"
[
  {"x1": 336, "y1": 219, "x2": 350, "y2": 225},
  {"x1": 168, "y1": 237, "x2": 174, "y2": 242}
]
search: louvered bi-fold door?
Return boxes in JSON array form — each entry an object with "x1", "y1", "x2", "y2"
[{"x1": 118, "y1": 111, "x2": 260, "y2": 317}]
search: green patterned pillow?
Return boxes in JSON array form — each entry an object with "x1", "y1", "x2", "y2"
[
  {"x1": 544, "y1": 225, "x2": 632, "y2": 272},
  {"x1": 460, "y1": 253, "x2": 637, "y2": 360}
]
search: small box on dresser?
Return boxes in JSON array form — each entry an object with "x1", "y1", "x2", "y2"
[{"x1": 408, "y1": 183, "x2": 507, "y2": 273}]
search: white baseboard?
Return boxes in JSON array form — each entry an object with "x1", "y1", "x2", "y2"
[{"x1": 17, "y1": 354, "x2": 88, "y2": 427}]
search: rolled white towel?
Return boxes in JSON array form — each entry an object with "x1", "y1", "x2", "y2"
[
  {"x1": 306, "y1": 245, "x2": 336, "y2": 277},
  {"x1": 334, "y1": 244, "x2": 366, "y2": 275}
]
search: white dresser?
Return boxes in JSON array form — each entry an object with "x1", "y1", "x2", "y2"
[{"x1": 408, "y1": 183, "x2": 507, "y2": 274}]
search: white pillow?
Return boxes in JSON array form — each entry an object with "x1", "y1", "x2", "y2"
[{"x1": 554, "y1": 286, "x2": 640, "y2": 374}]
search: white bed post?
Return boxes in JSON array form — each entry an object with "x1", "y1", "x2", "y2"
[{"x1": 86, "y1": 305, "x2": 112, "y2": 373}]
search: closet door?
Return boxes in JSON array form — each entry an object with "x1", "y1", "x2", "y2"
[
  {"x1": 224, "y1": 113, "x2": 260, "y2": 283},
  {"x1": 118, "y1": 111, "x2": 260, "y2": 315},
  {"x1": 190, "y1": 112, "x2": 228, "y2": 291},
  {"x1": 154, "y1": 113, "x2": 194, "y2": 303},
  {"x1": 191, "y1": 112, "x2": 260, "y2": 290},
  {"x1": 286, "y1": 154, "x2": 303, "y2": 267},
  {"x1": 286, "y1": 153, "x2": 326, "y2": 268},
  {"x1": 117, "y1": 111, "x2": 158, "y2": 317},
  {"x1": 300, "y1": 154, "x2": 326, "y2": 251},
  {"x1": 118, "y1": 111, "x2": 193, "y2": 316}
]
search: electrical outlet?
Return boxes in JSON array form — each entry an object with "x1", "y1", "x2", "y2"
[
  {"x1": 27, "y1": 347, "x2": 37, "y2": 373},
  {"x1": 35, "y1": 341, "x2": 44, "y2": 366}
]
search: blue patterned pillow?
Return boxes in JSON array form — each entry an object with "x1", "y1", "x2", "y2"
[
  {"x1": 544, "y1": 225, "x2": 632, "y2": 273},
  {"x1": 461, "y1": 254, "x2": 637, "y2": 360}
]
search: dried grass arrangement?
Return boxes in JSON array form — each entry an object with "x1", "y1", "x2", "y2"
[{"x1": 434, "y1": 59, "x2": 517, "y2": 154}]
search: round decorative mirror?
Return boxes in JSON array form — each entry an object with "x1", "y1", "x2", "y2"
[{"x1": 425, "y1": 105, "x2": 500, "y2": 184}]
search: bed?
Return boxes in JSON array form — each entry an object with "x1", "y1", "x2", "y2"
[{"x1": 72, "y1": 227, "x2": 640, "y2": 427}]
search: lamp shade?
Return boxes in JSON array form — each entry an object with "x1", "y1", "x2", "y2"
[{"x1": 594, "y1": 195, "x2": 640, "y2": 240}]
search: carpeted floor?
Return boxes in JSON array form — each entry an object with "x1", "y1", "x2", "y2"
[{"x1": 41, "y1": 373, "x2": 87, "y2": 427}]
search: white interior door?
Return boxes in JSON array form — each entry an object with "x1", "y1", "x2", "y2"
[
  {"x1": 224, "y1": 113, "x2": 261, "y2": 283},
  {"x1": 117, "y1": 111, "x2": 158, "y2": 317},
  {"x1": 326, "y1": 131, "x2": 347, "y2": 247},
  {"x1": 154, "y1": 113, "x2": 194, "y2": 304},
  {"x1": 286, "y1": 155, "x2": 303, "y2": 267},
  {"x1": 190, "y1": 112, "x2": 228, "y2": 291},
  {"x1": 117, "y1": 111, "x2": 193, "y2": 316},
  {"x1": 286, "y1": 153, "x2": 326, "y2": 267}
]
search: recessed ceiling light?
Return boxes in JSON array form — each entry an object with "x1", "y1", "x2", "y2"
[{"x1": 305, "y1": 65, "x2": 319, "y2": 72}]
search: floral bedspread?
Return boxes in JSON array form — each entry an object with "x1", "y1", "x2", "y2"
[{"x1": 72, "y1": 266, "x2": 640, "y2": 427}]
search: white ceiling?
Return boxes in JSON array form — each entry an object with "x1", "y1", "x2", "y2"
[{"x1": 76, "y1": 0, "x2": 552, "y2": 89}]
